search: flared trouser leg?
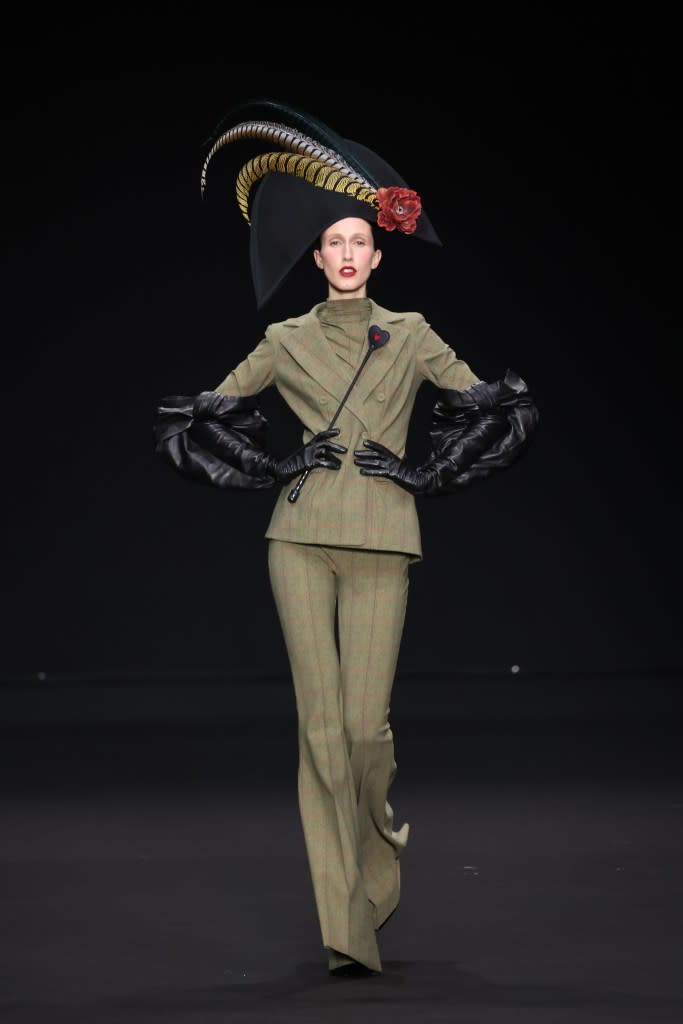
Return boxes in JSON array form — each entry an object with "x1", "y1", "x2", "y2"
[
  {"x1": 337, "y1": 546, "x2": 411, "y2": 929},
  {"x1": 267, "y1": 539, "x2": 410, "y2": 974}
]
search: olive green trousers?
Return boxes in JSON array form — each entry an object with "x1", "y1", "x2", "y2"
[{"x1": 267, "y1": 539, "x2": 411, "y2": 974}]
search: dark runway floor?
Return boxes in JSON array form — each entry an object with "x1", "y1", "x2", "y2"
[{"x1": 2, "y1": 672, "x2": 682, "y2": 1023}]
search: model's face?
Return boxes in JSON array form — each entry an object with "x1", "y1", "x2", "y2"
[{"x1": 313, "y1": 217, "x2": 382, "y2": 300}]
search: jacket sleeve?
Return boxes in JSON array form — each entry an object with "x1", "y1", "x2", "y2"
[
  {"x1": 416, "y1": 321, "x2": 482, "y2": 392},
  {"x1": 213, "y1": 333, "x2": 276, "y2": 397},
  {"x1": 421, "y1": 369, "x2": 540, "y2": 495},
  {"x1": 152, "y1": 334, "x2": 278, "y2": 490}
]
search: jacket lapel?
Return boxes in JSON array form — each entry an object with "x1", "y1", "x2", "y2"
[{"x1": 278, "y1": 300, "x2": 408, "y2": 430}]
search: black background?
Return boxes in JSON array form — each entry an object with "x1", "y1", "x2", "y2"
[{"x1": 3, "y1": 11, "x2": 680, "y2": 680}]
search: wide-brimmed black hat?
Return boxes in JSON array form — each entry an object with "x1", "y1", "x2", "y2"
[{"x1": 201, "y1": 99, "x2": 442, "y2": 309}]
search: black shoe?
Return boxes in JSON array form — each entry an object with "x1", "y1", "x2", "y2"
[{"x1": 329, "y1": 961, "x2": 379, "y2": 978}]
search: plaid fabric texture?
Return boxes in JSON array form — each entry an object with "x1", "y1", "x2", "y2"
[
  {"x1": 268, "y1": 539, "x2": 412, "y2": 973},
  {"x1": 214, "y1": 299, "x2": 480, "y2": 560}
]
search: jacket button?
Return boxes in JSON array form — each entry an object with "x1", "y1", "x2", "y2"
[
  {"x1": 376, "y1": 392, "x2": 385, "y2": 402},
  {"x1": 319, "y1": 396, "x2": 328, "y2": 404}
]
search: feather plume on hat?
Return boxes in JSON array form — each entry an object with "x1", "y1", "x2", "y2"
[{"x1": 200, "y1": 99, "x2": 441, "y2": 308}]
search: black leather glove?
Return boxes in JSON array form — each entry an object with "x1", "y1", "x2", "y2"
[
  {"x1": 161, "y1": 392, "x2": 348, "y2": 488},
  {"x1": 354, "y1": 370, "x2": 538, "y2": 496},
  {"x1": 353, "y1": 440, "x2": 438, "y2": 495},
  {"x1": 271, "y1": 428, "x2": 348, "y2": 483},
  {"x1": 424, "y1": 370, "x2": 539, "y2": 493},
  {"x1": 154, "y1": 391, "x2": 277, "y2": 490}
]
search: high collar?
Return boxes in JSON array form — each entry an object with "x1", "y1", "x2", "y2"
[
  {"x1": 317, "y1": 297, "x2": 372, "y2": 326},
  {"x1": 317, "y1": 297, "x2": 372, "y2": 369},
  {"x1": 276, "y1": 299, "x2": 409, "y2": 430}
]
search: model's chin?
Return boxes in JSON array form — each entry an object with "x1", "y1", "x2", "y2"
[
  {"x1": 336, "y1": 274, "x2": 365, "y2": 290},
  {"x1": 325, "y1": 271, "x2": 369, "y2": 300}
]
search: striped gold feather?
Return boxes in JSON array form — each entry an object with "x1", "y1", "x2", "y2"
[{"x1": 235, "y1": 152, "x2": 379, "y2": 223}]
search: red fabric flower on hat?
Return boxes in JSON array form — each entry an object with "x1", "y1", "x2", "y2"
[{"x1": 376, "y1": 187, "x2": 422, "y2": 235}]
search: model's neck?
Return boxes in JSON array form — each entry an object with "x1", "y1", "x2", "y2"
[{"x1": 326, "y1": 285, "x2": 369, "y2": 301}]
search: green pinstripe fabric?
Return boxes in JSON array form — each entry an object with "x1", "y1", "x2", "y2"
[
  {"x1": 268, "y1": 539, "x2": 411, "y2": 974},
  {"x1": 212, "y1": 299, "x2": 480, "y2": 970},
  {"x1": 214, "y1": 298, "x2": 480, "y2": 560}
]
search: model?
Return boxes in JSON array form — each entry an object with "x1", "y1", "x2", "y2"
[{"x1": 154, "y1": 100, "x2": 539, "y2": 978}]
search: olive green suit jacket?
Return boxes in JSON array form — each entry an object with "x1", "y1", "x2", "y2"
[{"x1": 214, "y1": 299, "x2": 480, "y2": 562}]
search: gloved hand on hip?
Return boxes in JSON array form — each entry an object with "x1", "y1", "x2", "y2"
[
  {"x1": 272, "y1": 428, "x2": 347, "y2": 483},
  {"x1": 353, "y1": 439, "x2": 436, "y2": 495}
]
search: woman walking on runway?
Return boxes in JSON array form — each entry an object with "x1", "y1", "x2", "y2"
[{"x1": 154, "y1": 100, "x2": 539, "y2": 977}]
